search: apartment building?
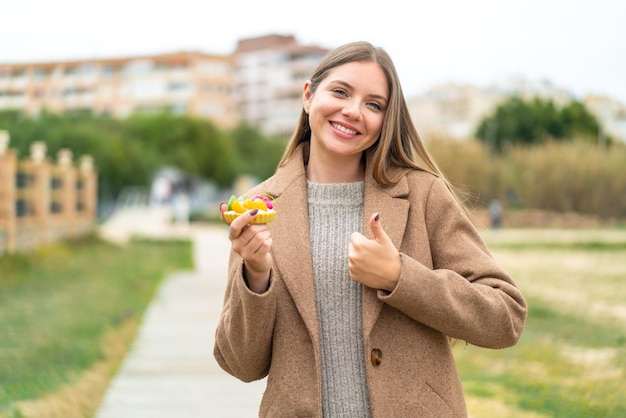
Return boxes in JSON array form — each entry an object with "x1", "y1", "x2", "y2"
[
  {"x1": 0, "y1": 51, "x2": 238, "y2": 128},
  {"x1": 235, "y1": 35, "x2": 329, "y2": 136},
  {"x1": 583, "y1": 95, "x2": 626, "y2": 144},
  {"x1": 408, "y1": 78, "x2": 626, "y2": 144},
  {"x1": 0, "y1": 34, "x2": 328, "y2": 137},
  {"x1": 408, "y1": 83, "x2": 502, "y2": 140}
]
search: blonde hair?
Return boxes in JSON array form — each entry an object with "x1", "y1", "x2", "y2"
[{"x1": 279, "y1": 41, "x2": 449, "y2": 188}]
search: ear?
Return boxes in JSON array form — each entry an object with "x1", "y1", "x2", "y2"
[{"x1": 303, "y1": 80, "x2": 312, "y2": 113}]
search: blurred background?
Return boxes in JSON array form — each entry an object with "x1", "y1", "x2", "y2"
[
  {"x1": 1, "y1": 1, "x2": 625, "y2": 417},
  {"x1": 1, "y1": 0, "x2": 624, "y2": 226}
]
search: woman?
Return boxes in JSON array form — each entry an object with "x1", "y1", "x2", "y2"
[{"x1": 214, "y1": 41, "x2": 527, "y2": 417}]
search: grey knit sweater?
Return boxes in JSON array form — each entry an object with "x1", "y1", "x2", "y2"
[{"x1": 307, "y1": 181, "x2": 372, "y2": 418}]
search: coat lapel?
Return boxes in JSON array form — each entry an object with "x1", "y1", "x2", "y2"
[
  {"x1": 264, "y1": 149, "x2": 321, "y2": 344},
  {"x1": 263, "y1": 144, "x2": 411, "y2": 344},
  {"x1": 361, "y1": 169, "x2": 410, "y2": 340}
]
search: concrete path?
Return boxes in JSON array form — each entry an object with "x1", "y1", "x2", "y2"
[{"x1": 95, "y1": 224, "x2": 265, "y2": 417}]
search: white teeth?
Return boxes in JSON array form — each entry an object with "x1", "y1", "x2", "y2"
[{"x1": 332, "y1": 123, "x2": 357, "y2": 135}]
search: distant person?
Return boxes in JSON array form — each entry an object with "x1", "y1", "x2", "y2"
[
  {"x1": 489, "y1": 198, "x2": 503, "y2": 229},
  {"x1": 214, "y1": 41, "x2": 527, "y2": 417}
]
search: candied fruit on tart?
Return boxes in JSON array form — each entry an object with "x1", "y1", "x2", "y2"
[{"x1": 223, "y1": 194, "x2": 276, "y2": 224}]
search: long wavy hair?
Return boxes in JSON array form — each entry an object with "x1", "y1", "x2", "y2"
[{"x1": 278, "y1": 41, "x2": 451, "y2": 190}]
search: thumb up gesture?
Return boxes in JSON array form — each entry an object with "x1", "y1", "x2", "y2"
[{"x1": 349, "y1": 213, "x2": 402, "y2": 292}]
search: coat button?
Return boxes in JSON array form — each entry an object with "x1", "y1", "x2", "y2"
[{"x1": 371, "y1": 348, "x2": 382, "y2": 366}]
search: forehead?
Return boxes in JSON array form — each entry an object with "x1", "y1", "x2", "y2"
[{"x1": 324, "y1": 61, "x2": 389, "y2": 98}]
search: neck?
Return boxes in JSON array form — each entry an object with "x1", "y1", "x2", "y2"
[{"x1": 306, "y1": 155, "x2": 364, "y2": 184}]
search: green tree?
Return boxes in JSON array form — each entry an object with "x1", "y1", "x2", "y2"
[
  {"x1": 560, "y1": 101, "x2": 602, "y2": 139},
  {"x1": 475, "y1": 96, "x2": 603, "y2": 152},
  {"x1": 0, "y1": 110, "x2": 287, "y2": 207},
  {"x1": 229, "y1": 122, "x2": 286, "y2": 181},
  {"x1": 125, "y1": 113, "x2": 237, "y2": 187},
  {"x1": 0, "y1": 111, "x2": 240, "y2": 201}
]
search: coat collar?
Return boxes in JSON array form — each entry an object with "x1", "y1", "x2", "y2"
[{"x1": 264, "y1": 143, "x2": 410, "y2": 341}]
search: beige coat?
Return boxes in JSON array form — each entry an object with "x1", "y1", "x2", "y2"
[{"x1": 214, "y1": 144, "x2": 527, "y2": 417}]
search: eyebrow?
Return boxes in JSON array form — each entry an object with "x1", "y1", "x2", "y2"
[{"x1": 330, "y1": 80, "x2": 388, "y2": 103}]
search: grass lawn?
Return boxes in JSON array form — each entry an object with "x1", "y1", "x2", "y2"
[
  {"x1": 457, "y1": 228, "x2": 626, "y2": 417},
  {"x1": 1, "y1": 227, "x2": 624, "y2": 417},
  {"x1": 0, "y1": 235, "x2": 193, "y2": 418}
]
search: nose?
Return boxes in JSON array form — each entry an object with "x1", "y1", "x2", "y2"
[{"x1": 341, "y1": 99, "x2": 361, "y2": 120}]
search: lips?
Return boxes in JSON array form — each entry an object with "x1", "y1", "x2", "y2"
[{"x1": 331, "y1": 122, "x2": 359, "y2": 135}]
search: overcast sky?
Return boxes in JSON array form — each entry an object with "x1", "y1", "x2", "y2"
[{"x1": 2, "y1": 0, "x2": 624, "y2": 103}]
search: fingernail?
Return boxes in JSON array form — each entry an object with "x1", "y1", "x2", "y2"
[
  {"x1": 374, "y1": 213, "x2": 380, "y2": 221},
  {"x1": 249, "y1": 209, "x2": 259, "y2": 216}
]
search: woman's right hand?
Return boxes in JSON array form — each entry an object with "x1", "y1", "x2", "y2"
[{"x1": 220, "y1": 203, "x2": 273, "y2": 293}]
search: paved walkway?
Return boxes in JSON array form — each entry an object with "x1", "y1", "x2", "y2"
[{"x1": 95, "y1": 224, "x2": 265, "y2": 417}]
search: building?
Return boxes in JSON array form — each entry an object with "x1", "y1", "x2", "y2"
[
  {"x1": 408, "y1": 83, "x2": 502, "y2": 140},
  {"x1": 408, "y1": 77, "x2": 626, "y2": 144},
  {"x1": 408, "y1": 77, "x2": 577, "y2": 141},
  {"x1": 583, "y1": 95, "x2": 626, "y2": 144},
  {"x1": 0, "y1": 35, "x2": 328, "y2": 137},
  {"x1": 234, "y1": 34, "x2": 329, "y2": 136},
  {"x1": 0, "y1": 51, "x2": 238, "y2": 128}
]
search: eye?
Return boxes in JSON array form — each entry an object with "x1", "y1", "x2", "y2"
[
  {"x1": 367, "y1": 102, "x2": 383, "y2": 111},
  {"x1": 332, "y1": 88, "x2": 348, "y2": 97}
]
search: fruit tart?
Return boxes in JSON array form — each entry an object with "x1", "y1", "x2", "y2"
[{"x1": 223, "y1": 194, "x2": 276, "y2": 224}]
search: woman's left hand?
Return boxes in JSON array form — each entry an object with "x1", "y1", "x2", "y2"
[{"x1": 349, "y1": 213, "x2": 401, "y2": 292}]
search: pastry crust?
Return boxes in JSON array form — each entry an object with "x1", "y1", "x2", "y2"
[{"x1": 223, "y1": 210, "x2": 276, "y2": 225}]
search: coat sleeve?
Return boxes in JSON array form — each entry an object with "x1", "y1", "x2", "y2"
[
  {"x1": 213, "y1": 251, "x2": 276, "y2": 382},
  {"x1": 380, "y1": 176, "x2": 527, "y2": 349}
]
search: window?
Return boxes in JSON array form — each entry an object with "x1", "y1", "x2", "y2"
[
  {"x1": 102, "y1": 65, "x2": 117, "y2": 78},
  {"x1": 122, "y1": 60, "x2": 155, "y2": 76},
  {"x1": 50, "y1": 177, "x2": 63, "y2": 189},
  {"x1": 65, "y1": 65, "x2": 95, "y2": 76},
  {"x1": 33, "y1": 68, "x2": 48, "y2": 80},
  {"x1": 16, "y1": 172, "x2": 34, "y2": 188},
  {"x1": 168, "y1": 82, "x2": 191, "y2": 93},
  {"x1": 50, "y1": 201, "x2": 63, "y2": 214},
  {"x1": 16, "y1": 199, "x2": 34, "y2": 217}
]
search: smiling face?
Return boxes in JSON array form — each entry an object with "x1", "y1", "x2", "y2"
[{"x1": 303, "y1": 61, "x2": 389, "y2": 173}]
